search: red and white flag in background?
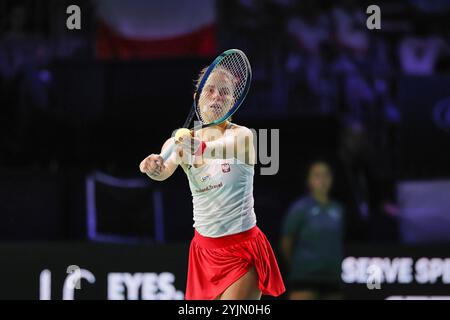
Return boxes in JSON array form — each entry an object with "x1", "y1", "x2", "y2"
[{"x1": 95, "y1": 0, "x2": 217, "y2": 59}]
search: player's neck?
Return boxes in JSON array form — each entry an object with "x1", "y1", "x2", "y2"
[
  {"x1": 216, "y1": 121, "x2": 230, "y2": 131},
  {"x1": 200, "y1": 121, "x2": 229, "y2": 140}
]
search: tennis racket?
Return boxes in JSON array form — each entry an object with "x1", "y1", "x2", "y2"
[{"x1": 161, "y1": 48, "x2": 252, "y2": 161}]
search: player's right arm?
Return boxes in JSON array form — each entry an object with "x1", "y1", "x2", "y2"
[{"x1": 139, "y1": 138, "x2": 179, "y2": 181}]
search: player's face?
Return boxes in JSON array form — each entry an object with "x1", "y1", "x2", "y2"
[
  {"x1": 308, "y1": 163, "x2": 333, "y2": 196},
  {"x1": 198, "y1": 70, "x2": 234, "y2": 123}
]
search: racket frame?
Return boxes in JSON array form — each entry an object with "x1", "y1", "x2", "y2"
[
  {"x1": 161, "y1": 49, "x2": 252, "y2": 161},
  {"x1": 189, "y1": 48, "x2": 252, "y2": 130}
]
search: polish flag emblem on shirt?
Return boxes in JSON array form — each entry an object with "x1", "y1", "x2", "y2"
[{"x1": 221, "y1": 163, "x2": 231, "y2": 173}]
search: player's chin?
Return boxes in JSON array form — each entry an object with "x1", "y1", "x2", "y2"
[{"x1": 209, "y1": 106, "x2": 223, "y2": 116}]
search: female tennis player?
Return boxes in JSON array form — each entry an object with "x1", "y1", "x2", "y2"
[{"x1": 139, "y1": 66, "x2": 285, "y2": 300}]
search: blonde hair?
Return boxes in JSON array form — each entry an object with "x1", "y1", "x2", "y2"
[
  {"x1": 194, "y1": 66, "x2": 208, "y2": 94},
  {"x1": 194, "y1": 66, "x2": 235, "y2": 93}
]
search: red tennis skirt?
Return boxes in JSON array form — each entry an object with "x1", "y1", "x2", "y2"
[{"x1": 185, "y1": 226, "x2": 286, "y2": 300}]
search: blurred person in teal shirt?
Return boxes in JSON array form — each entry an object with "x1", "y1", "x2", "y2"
[{"x1": 280, "y1": 160, "x2": 344, "y2": 300}]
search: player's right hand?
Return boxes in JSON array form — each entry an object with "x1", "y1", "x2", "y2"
[{"x1": 139, "y1": 154, "x2": 165, "y2": 176}]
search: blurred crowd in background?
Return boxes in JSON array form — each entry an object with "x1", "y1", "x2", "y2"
[
  {"x1": 1, "y1": 0, "x2": 450, "y2": 300},
  {"x1": 1, "y1": 0, "x2": 450, "y2": 165}
]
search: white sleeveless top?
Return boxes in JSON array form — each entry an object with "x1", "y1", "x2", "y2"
[{"x1": 184, "y1": 157, "x2": 257, "y2": 238}]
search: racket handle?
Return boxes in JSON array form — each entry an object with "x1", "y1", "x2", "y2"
[{"x1": 160, "y1": 139, "x2": 176, "y2": 162}]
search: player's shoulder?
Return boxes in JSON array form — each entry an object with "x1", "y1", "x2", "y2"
[{"x1": 228, "y1": 123, "x2": 253, "y2": 136}]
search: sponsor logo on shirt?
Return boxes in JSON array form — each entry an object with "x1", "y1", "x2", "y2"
[
  {"x1": 200, "y1": 174, "x2": 210, "y2": 182},
  {"x1": 195, "y1": 182, "x2": 223, "y2": 193}
]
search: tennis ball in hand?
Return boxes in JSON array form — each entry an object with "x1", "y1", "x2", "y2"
[{"x1": 175, "y1": 128, "x2": 192, "y2": 142}]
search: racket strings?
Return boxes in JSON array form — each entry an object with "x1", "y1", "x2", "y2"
[{"x1": 197, "y1": 52, "x2": 250, "y2": 124}]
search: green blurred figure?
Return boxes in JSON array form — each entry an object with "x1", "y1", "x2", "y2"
[{"x1": 280, "y1": 161, "x2": 344, "y2": 300}]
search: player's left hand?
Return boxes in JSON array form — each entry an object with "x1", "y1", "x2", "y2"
[{"x1": 177, "y1": 135, "x2": 202, "y2": 155}]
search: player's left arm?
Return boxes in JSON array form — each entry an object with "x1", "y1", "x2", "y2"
[
  {"x1": 204, "y1": 126, "x2": 255, "y2": 165},
  {"x1": 178, "y1": 126, "x2": 255, "y2": 165}
]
